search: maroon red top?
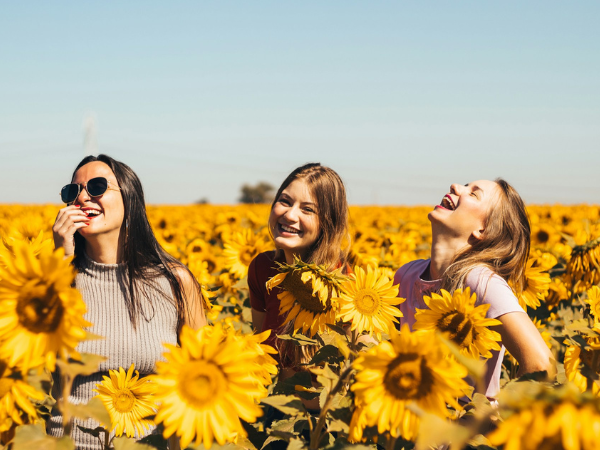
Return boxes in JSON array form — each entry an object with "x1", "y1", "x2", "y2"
[{"x1": 248, "y1": 251, "x2": 287, "y2": 351}]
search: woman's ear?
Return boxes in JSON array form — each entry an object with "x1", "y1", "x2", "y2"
[{"x1": 469, "y1": 227, "x2": 485, "y2": 244}]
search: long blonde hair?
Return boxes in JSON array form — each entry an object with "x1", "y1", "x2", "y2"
[
  {"x1": 270, "y1": 163, "x2": 350, "y2": 271},
  {"x1": 441, "y1": 178, "x2": 531, "y2": 294}
]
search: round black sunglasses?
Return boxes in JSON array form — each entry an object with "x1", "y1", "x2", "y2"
[{"x1": 60, "y1": 177, "x2": 120, "y2": 204}]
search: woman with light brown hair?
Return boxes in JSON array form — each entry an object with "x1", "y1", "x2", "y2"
[
  {"x1": 248, "y1": 163, "x2": 350, "y2": 365},
  {"x1": 394, "y1": 179, "x2": 554, "y2": 399}
]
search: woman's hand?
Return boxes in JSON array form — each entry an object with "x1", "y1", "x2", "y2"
[{"x1": 52, "y1": 205, "x2": 89, "y2": 257}]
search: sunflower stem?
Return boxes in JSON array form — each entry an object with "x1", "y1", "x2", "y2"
[
  {"x1": 587, "y1": 351, "x2": 599, "y2": 392},
  {"x1": 308, "y1": 366, "x2": 354, "y2": 450},
  {"x1": 350, "y1": 329, "x2": 358, "y2": 358},
  {"x1": 386, "y1": 434, "x2": 398, "y2": 450},
  {"x1": 61, "y1": 373, "x2": 75, "y2": 437}
]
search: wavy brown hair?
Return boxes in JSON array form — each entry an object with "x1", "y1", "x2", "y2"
[
  {"x1": 271, "y1": 163, "x2": 350, "y2": 369},
  {"x1": 441, "y1": 178, "x2": 531, "y2": 295},
  {"x1": 270, "y1": 163, "x2": 350, "y2": 272}
]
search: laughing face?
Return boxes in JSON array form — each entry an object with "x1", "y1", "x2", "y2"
[
  {"x1": 429, "y1": 179, "x2": 500, "y2": 243},
  {"x1": 269, "y1": 178, "x2": 320, "y2": 262},
  {"x1": 72, "y1": 161, "x2": 125, "y2": 240}
]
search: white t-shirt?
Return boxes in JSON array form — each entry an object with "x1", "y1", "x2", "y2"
[{"x1": 394, "y1": 259, "x2": 525, "y2": 399}]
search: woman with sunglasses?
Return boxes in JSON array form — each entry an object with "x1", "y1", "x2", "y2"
[{"x1": 49, "y1": 154, "x2": 206, "y2": 448}]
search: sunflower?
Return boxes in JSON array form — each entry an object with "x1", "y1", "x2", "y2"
[
  {"x1": 566, "y1": 234, "x2": 600, "y2": 294},
  {"x1": 488, "y1": 382, "x2": 600, "y2": 450},
  {"x1": 241, "y1": 329, "x2": 279, "y2": 384},
  {"x1": 0, "y1": 241, "x2": 90, "y2": 372},
  {"x1": 0, "y1": 359, "x2": 45, "y2": 432},
  {"x1": 586, "y1": 286, "x2": 600, "y2": 322},
  {"x1": 93, "y1": 364, "x2": 156, "y2": 438},
  {"x1": 222, "y1": 229, "x2": 273, "y2": 279},
  {"x1": 336, "y1": 265, "x2": 404, "y2": 339},
  {"x1": 151, "y1": 324, "x2": 271, "y2": 449},
  {"x1": 413, "y1": 287, "x2": 502, "y2": 359},
  {"x1": 511, "y1": 256, "x2": 551, "y2": 310},
  {"x1": 564, "y1": 343, "x2": 600, "y2": 396},
  {"x1": 350, "y1": 326, "x2": 469, "y2": 442},
  {"x1": 266, "y1": 257, "x2": 347, "y2": 336},
  {"x1": 0, "y1": 231, "x2": 53, "y2": 267}
]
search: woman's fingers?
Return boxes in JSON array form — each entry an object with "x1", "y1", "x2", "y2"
[{"x1": 53, "y1": 206, "x2": 90, "y2": 257}]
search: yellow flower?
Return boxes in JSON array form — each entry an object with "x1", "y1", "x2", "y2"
[
  {"x1": 336, "y1": 265, "x2": 404, "y2": 339},
  {"x1": 414, "y1": 288, "x2": 502, "y2": 359},
  {"x1": 267, "y1": 258, "x2": 347, "y2": 336},
  {"x1": 93, "y1": 364, "x2": 156, "y2": 438},
  {"x1": 0, "y1": 241, "x2": 90, "y2": 372},
  {"x1": 350, "y1": 326, "x2": 469, "y2": 441},
  {"x1": 564, "y1": 343, "x2": 600, "y2": 396},
  {"x1": 566, "y1": 234, "x2": 600, "y2": 295},
  {"x1": 512, "y1": 256, "x2": 551, "y2": 310},
  {"x1": 0, "y1": 359, "x2": 45, "y2": 432},
  {"x1": 222, "y1": 229, "x2": 272, "y2": 280},
  {"x1": 586, "y1": 286, "x2": 600, "y2": 322},
  {"x1": 151, "y1": 324, "x2": 272, "y2": 449},
  {"x1": 489, "y1": 382, "x2": 600, "y2": 450}
]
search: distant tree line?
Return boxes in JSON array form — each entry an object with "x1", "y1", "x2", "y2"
[{"x1": 239, "y1": 182, "x2": 275, "y2": 204}]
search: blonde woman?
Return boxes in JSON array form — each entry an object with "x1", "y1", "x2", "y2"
[{"x1": 395, "y1": 179, "x2": 554, "y2": 399}]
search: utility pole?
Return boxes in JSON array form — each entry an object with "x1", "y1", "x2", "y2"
[{"x1": 83, "y1": 112, "x2": 98, "y2": 156}]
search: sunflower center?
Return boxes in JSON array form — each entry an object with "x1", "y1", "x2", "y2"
[
  {"x1": 536, "y1": 230, "x2": 550, "y2": 244},
  {"x1": 437, "y1": 311, "x2": 477, "y2": 347},
  {"x1": 384, "y1": 353, "x2": 434, "y2": 400},
  {"x1": 281, "y1": 271, "x2": 330, "y2": 313},
  {"x1": 112, "y1": 389, "x2": 136, "y2": 413},
  {"x1": 581, "y1": 349, "x2": 600, "y2": 372},
  {"x1": 178, "y1": 361, "x2": 227, "y2": 408},
  {"x1": 354, "y1": 289, "x2": 380, "y2": 315},
  {"x1": 240, "y1": 246, "x2": 258, "y2": 266},
  {"x1": 17, "y1": 284, "x2": 64, "y2": 333}
]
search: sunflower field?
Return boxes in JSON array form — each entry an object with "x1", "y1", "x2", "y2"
[{"x1": 1, "y1": 203, "x2": 600, "y2": 450}]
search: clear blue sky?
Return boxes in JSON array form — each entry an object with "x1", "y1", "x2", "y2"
[{"x1": 1, "y1": 1, "x2": 598, "y2": 205}]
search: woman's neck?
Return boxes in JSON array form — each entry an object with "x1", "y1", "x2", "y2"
[
  {"x1": 429, "y1": 234, "x2": 466, "y2": 281},
  {"x1": 84, "y1": 235, "x2": 123, "y2": 265}
]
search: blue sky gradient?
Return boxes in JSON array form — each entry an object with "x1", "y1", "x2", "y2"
[{"x1": 1, "y1": 1, "x2": 598, "y2": 204}]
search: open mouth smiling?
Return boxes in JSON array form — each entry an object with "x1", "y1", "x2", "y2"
[
  {"x1": 82, "y1": 208, "x2": 102, "y2": 218},
  {"x1": 439, "y1": 195, "x2": 456, "y2": 211},
  {"x1": 278, "y1": 223, "x2": 301, "y2": 235}
]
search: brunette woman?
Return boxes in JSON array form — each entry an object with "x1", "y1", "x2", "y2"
[
  {"x1": 395, "y1": 179, "x2": 554, "y2": 399},
  {"x1": 50, "y1": 155, "x2": 205, "y2": 448},
  {"x1": 249, "y1": 163, "x2": 350, "y2": 364}
]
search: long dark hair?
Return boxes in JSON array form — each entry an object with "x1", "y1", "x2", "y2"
[
  {"x1": 270, "y1": 163, "x2": 350, "y2": 271},
  {"x1": 71, "y1": 154, "x2": 199, "y2": 331}
]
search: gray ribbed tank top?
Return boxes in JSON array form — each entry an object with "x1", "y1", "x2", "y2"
[{"x1": 48, "y1": 254, "x2": 178, "y2": 449}]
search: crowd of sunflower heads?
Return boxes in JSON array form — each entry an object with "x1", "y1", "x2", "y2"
[{"x1": 0, "y1": 203, "x2": 600, "y2": 450}]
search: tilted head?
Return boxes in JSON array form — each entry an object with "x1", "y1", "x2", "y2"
[
  {"x1": 431, "y1": 178, "x2": 531, "y2": 292},
  {"x1": 269, "y1": 163, "x2": 350, "y2": 270}
]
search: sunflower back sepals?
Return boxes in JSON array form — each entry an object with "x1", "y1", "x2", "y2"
[{"x1": 267, "y1": 258, "x2": 347, "y2": 336}]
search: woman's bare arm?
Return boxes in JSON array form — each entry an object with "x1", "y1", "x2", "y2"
[{"x1": 494, "y1": 311, "x2": 555, "y2": 378}]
